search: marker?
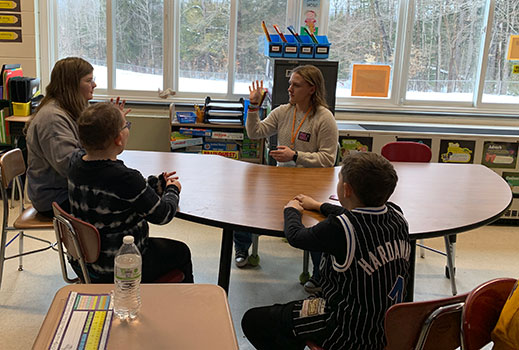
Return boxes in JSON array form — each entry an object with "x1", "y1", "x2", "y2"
[
  {"x1": 273, "y1": 25, "x2": 287, "y2": 43},
  {"x1": 287, "y1": 25, "x2": 302, "y2": 43},
  {"x1": 302, "y1": 26, "x2": 318, "y2": 44},
  {"x1": 261, "y1": 21, "x2": 271, "y2": 42}
]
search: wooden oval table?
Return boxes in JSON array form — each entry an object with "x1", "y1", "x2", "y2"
[{"x1": 120, "y1": 151, "x2": 512, "y2": 300}]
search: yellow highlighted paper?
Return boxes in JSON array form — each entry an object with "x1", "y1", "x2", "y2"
[
  {"x1": 508, "y1": 36, "x2": 519, "y2": 60},
  {"x1": 351, "y1": 64, "x2": 391, "y2": 97}
]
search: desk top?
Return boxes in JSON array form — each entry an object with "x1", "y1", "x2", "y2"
[
  {"x1": 120, "y1": 151, "x2": 512, "y2": 239},
  {"x1": 33, "y1": 284, "x2": 238, "y2": 350}
]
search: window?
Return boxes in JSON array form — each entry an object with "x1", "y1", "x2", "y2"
[
  {"x1": 179, "y1": 0, "x2": 230, "y2": 93},
  {"x1": 406, "y1": 0, "x2": 486, "y2": 102},
  {"x1": 328, "y1": 0, "x2": 399, "y2": 98},
  {"x1": 482, "y1": 0, "x2": 519, "y2": 104},
  {"x1": 46, "y1": 0, "x2": 519, "y2": 115}
]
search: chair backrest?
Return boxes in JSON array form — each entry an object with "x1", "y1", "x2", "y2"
[
  {"x1": 0, "y1": 148, "x2": 25, "y2": 189},
  {"x1": 461, "y1": 278, "x2": 516, "y2": 350},
  {"x1": 385, "y1": 292, "x2": 468, "y2": 350},
  {"x1": 381, "y1": 141, "x2": 432, "y2": 162},
  {"x1": 52, "y1": 202, "x2": 101, "y2": 283}
]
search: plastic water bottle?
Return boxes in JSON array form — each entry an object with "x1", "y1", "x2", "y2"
[{"x1": 113, "y1": 235, "x2": 142, "y2": 320}]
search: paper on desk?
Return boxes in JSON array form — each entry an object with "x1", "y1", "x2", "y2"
[{"x1": 49, "y1": 292, "x2": 113, "y2": 350}]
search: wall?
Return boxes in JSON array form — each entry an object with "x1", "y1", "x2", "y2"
[{"x1": 1, "y1": 0, "x2": 38, "y2": 78}]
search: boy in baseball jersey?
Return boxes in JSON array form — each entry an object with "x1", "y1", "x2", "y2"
[{"x1": 242, "y1": 152, "x2": 410, "y2": 350}]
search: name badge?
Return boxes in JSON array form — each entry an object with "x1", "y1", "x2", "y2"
[{"x1": 298, "y1": 132, "x2": 311, "y2": 142}]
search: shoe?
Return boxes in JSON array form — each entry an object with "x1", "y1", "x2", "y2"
[
  {"x1": 304, "y1": 278, "x2": 322, "y2": 294},
  {"x1": 235, "y1": 250, "x2": 249, "y2": 268}
]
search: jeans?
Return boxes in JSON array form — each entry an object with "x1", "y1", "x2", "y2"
[
  {"x1": 233, "y1": 231, "x2": 253, "y2": 253},
  {"x1": 234, "y1": 231, "x2": 321, "y2": 281}
]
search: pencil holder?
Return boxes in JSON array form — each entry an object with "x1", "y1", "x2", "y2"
[
  {"x1": 283, "y1": 35, "x2": 299, "y2": 58},
  {"x1": 298, "y1": 35, "x2": 315, "y2": 58},
  {"x1": 314, "y1": 35, "x2": 330, "y2": 59},
  {"x1": 262, "y1": 34, "x2": 283, "y2": 58}
]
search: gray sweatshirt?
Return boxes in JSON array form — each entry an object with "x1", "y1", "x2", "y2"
[
  {"x1": 26, "y1": 101, "x2": 81, "y2": 212},
  {"x1": 246, "y1": 103, "x2": 338, "y2": 168}
]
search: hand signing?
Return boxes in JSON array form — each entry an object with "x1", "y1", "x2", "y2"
[
  {"x1": 110, "y1": 97, "x2": 132, "y2": 117},
  {"x1": 269, "y1": 145, "x2": 296, "y2": 163},
  {"x1": 248, "y1": 80, "x2": 265, "y2": 105},
  {"x1": 163, "y1": 171, "x2": 181, "y2": 192}
]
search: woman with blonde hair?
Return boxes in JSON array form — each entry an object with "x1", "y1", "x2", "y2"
[
  {"x1": 234, "y1": 64, "x2": 339, "y2": 294},
  {"x1": 25, "y1": 57, "x2": 97, "y2": 217}
]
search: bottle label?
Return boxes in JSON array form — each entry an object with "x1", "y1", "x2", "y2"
[{"x1": 115, "y1": 266, "x2": 141, "y2": 281}]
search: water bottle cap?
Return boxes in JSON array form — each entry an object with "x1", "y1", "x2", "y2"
[{"x1": 123, "y1": 235, "x2": 134, "y2": 244}]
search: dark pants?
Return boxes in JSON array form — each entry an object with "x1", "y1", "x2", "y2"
[
  {"x1": 38, "y1": 199, "x2": 70, "y2": 218},
  {"x1": 70, "y1": 237, "x2": 194, "y2": 283},
  {"x1": 242, "y1": 302, "x2": 326, "y2": 350}
]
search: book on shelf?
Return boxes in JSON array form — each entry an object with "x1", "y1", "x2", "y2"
[
  {"x1": 171, "y1": 137, "x2": 203, "y2": 150},
  {"x1": 202, "y1": 150, "x2": 239, "y2": 159},
  {"x1": 211, "y1": 131, "x2": 244, "y2": 140}
]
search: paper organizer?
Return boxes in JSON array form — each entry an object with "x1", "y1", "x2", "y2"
[{"x1": 263, "y1": 34, "x2": 330, "y2": 59}]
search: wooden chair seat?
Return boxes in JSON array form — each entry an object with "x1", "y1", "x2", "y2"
[
  {"x1": 0, "y1": 148, "x2": 55, "y2": 290},
  {"x1": 14, "y1": 206, "x2": 54, "y2": 229}
]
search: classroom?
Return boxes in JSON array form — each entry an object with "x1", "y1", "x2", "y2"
[{"x1": 1, "y1": 1, "x2": 519, "y2": 349}]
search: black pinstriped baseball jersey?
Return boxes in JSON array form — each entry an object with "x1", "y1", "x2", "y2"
[{"x1": 285, "y1": 202, "x2": 410, "y2": 350}]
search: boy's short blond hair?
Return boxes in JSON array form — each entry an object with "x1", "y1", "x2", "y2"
[
  {"x1": 340, "y1": 152, "x2": 398, "y2": 207},
  {"x1": 78, "y1": 102, "x2": 123, "y2": 151}
]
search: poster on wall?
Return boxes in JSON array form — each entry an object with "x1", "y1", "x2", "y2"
[
  {"x1": 300, "y1": 0, "x2": 320, "y2": 35},
  {"x1": 0, "y1": 13, "x2": 21, "y2": 27},
  {"x1": 351, "y1": 64, "x2": 391, "y2": 97},
  {"x1": 396, "y1": 137, "x2": 432, "y2": 148},
  {"x1": 481, "y1": 141, "x2": 518, "y2": 169},
  {"x1": 502, "y1": 172, "x2": 519, "y2": 198},
  {"x1": 338, "y1": 136, "x2": 372, "y2": 162},
  {"x1": 0, "y1": 0, "x2": 20, "y2": 12},
  {"x1": 438, "y1": 140, "x2": 475, "y2": 164}
]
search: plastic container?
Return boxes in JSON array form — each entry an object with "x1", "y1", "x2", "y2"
[
  {"x1": 283, "y1": 35, "x2": 299, "y2": 58},
  {"x1": 298, "y1": 35, "x2": 315, "y2": 58},
  {"x1": 176, "y1": 111, "x2": 197, "y2": 124},
  {"x1": 314, "y1": 35, "x2": 331, "y2": 59},
  {"x1": 12, "y1": 102, "x2": 31, "y2": 116},
  {"x1": 262, "y1": 34, "x2": 283, "y2": 58},
  {"x1": 114, "y1": 235, "x2": 142, "y2": 320}
]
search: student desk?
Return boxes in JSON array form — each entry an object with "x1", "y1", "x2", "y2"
[
  {"x1": 33, "y1": 284, "x2": 238, "y2": 350},
  {"x1": 119, "y1": 151, "x2": 512, "y2": 301}
]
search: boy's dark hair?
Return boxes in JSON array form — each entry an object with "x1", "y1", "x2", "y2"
[
  {"x1": 340, "y1": 152, "x2": 398, "y2": 207},
  {"x1": 78, "y1": 102, "x2": 123, "y2": 151}
]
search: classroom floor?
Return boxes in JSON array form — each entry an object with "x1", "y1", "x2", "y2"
[{"x1": 0, "y1": 210, "x2": 517, "y2": 349}]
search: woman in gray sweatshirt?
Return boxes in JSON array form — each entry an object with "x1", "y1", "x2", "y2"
[{"x1": 25, "y1": 57, "x2": 96, "y2": 217}]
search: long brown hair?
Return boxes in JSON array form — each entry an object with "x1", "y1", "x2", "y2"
[
  {"x1": 29, "y1": 57, "x2": 93, "y2": 126},
  {"x1": 291, "y1": 65, "x2": 328, "y2": 116}
]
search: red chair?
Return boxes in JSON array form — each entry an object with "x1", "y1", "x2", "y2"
[
  {"x1": 381, "y1": 141, "x2": 432, "y2": 162},
  {"x1": 52, "y1": 202, "x2": 184, "y2": 284},
  {"x1": 461, "y1": 277, "x2": 516, "y2": 350},
  {"x1": 385, "y1": 292, "x2": 468, "y2": 350},
  {"x1": 381, "y1": 141, "x2": 457, "y2": 296}
]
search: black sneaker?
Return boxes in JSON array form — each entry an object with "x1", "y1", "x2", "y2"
[
  {"x1": 304, "y1": 277, "x2": 322, "y2": 294},
  {"x1": 235, "y1": 250, "x2": 249, "y2": 268}
]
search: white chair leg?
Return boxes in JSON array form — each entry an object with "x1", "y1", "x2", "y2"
[
  {"x1": 444, "y1": 235, "x2": 457, "y2": 295},
  {"x1": 419, "y1": 239, "x2": 425, "y2": 258}
]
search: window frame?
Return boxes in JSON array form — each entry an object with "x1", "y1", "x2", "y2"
[{"x1": 39, "y1": 0, "x2": 519, "y2": 117}]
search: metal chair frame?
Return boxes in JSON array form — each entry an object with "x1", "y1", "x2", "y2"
[{"x1": 0, "y1": 148, "x2": 54, "y2": 290}]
